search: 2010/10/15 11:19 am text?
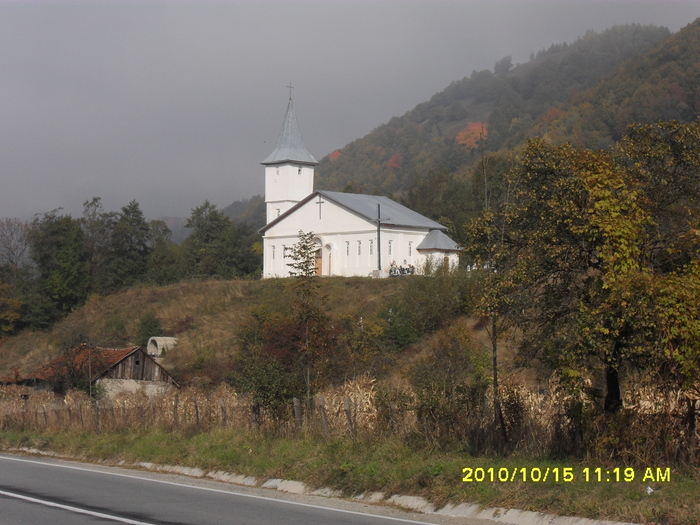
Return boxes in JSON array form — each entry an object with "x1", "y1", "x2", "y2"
[{"x1": 461, "y1": 466, "x2": 671, "y2": 483}]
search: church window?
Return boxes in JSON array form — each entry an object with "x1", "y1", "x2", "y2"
[
  {"x1": 357, "y1": 241, "x2": 361, "y2": 256},
  {"x1": 388, "y1": 240, "x2": 392, "y2": 256},
  {"x1": 298, "y1": 168, "x2": 302, "y2": 175},
  {"x1": 408, "y1": 241, "x2": 413, "y2": 256},
  {"x1": 276, "y1": 208, "x2": 280, "y2": 217},
  {"x1": 283, "y1": 245, "x2": 288, "y2": 258},
  {"x1": 369, "y1": 240, "x2": 374, "y2": 255},
  {"x1": 346, "y1": 241, "x2": 350, "y2": 256},
  {"x1": 272, "y1": 245, "x2": 275, "y2": 260},
  {"x1": 276, "y1": 167, "x2": 279, "y2": 175}
]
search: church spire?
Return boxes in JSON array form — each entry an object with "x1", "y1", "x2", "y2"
[{"x1": 262, "y1": 91, "x2": 318, "y2": 166}]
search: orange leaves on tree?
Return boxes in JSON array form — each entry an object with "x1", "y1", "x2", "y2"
[
  {"x1": 386, "y1": 152, "x2": 403, "y2": 170},
  {"x1": 543, "y1": 107, "x2": 565, "y2": 124},
  {"x1": 329, "y1": 150, "x2": 342, "y2": 161},
  {"x1": 456, "y1": 122, "x2": 488, "y2": 149}
]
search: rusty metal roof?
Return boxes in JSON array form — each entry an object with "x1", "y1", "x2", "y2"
[{"x1": 25, "y1": 344, "x2": 139, "y2": 382}]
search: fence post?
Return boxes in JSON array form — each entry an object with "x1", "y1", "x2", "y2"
[
  {"x1": 293, "y1": 397, "x2": 303, "y2": 432},
  {"x1": 94, "y1": 402, "x2": 100, "y2": 432},
  {"x1": 173, "y1": 393, "x2": 179, "y2": 428},
  {"x1": 108, "y1": 400, "x2": 115, "y2": 429},
  {"x1": 193, "y1": 397, "x2": 200, "y2": 427},
  {"x1": 317, "y1": 395, "x2": 330, "y2": 437},
  {"x1": 251, "y1": 403, "x2": 260, "y2": 429},
  {"x1": 22, "y1": 396, "x2": 29, "y2": 429},
  {"x1": 150, "y1": 399, "x2": 157, "y2": 427},
  {"x1": 344, "y1": 396, "x2": 356, "y2": 437},
  {"x1": 390, "y1": 401, "x2": 398, "y2": 433},
  {"x1": 687, "y1": 398, "x2": 697, "y2": 463},
  {"x1": 220, "y1": 399, "x2": 227, "y2": 428}
]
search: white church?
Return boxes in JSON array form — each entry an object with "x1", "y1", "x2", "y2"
[{"x1": 260, "y1": 95, "x2": 461, "y2": 278}]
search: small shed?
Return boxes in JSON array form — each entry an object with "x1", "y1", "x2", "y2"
[
  {"x1": 147, "y1": 337, "x2": 178, "y2": 357},
  {"x1": 21, "y1": 344, "x2": 180, "y2": 394}
]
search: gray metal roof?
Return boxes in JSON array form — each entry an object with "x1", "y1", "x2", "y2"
[
  {"x1": 417, "y1": 229, "x2": 462, "y2": 251},
  {"x1": 318, "y1": 191, "x2": 448, "y2": 231},
  {"x1": 262, "y1": 98, "x2": 318, "y2": 166}
]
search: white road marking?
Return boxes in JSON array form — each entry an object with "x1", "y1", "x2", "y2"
[
  {"x1": 0, "y1": 488, "x2": 156, "y2": 524},
  {"x1": 0, "y1": 454, "x2": 436, "y2": 524}
]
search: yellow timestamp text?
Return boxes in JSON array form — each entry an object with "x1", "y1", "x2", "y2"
[{"x1": 461, "y1": 466, "x2": 671, "y2": 483}]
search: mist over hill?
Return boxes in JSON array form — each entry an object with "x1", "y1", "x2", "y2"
[
  {"x1": 313, "y1": 24, "x2": 676, "y2": 197},
  {"x1": 226, "y1": 22, "x2": 700, "y2": 229}
]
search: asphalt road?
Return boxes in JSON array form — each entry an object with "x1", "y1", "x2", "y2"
[{"x1": 0, "y1": 453, "x2": 491, "y2": 525}]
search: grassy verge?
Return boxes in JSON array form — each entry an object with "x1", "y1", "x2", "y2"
[{"x1": 1, "y1": 429, "x2": 697, "y2": 525}]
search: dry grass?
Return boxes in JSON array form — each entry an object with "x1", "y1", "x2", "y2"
[{"x1": 0, "y1": 277, "x2": 407, "y2": 382}]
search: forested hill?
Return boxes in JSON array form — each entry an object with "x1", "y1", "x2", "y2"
[
  {"x1": 528, "y1": 18, "x2": 700, "y2": 149},
  {"x1": 313, "y1": 23, "x2": 686, "y2": 197}
]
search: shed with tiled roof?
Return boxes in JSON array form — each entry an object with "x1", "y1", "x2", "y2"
[{"x1": 21, "y1": 344, "x2": 179, "y2": 394}]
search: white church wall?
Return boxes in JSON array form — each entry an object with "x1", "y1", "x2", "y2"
[
  {"x1": 262, "y1": 208, "x2": 447, "y2": 278},
  {"x1": 265, "y1": 163, "x2": 314, "y2": 222}
]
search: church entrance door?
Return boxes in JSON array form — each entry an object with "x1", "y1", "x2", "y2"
[{"x1": 314, "y1": 248, "x2": 322, "y2": 276}]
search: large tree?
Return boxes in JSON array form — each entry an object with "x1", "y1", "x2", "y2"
[
  {"x1": 28, "y1": 210, "x2": 90, "y2": 321},
  {"x1": 464, "y1": 120, "x2": 700, "y2": 412},
  {"x1": 0, "y1": 217, "x2": 30, "y2": 283},
  {"x1": 79, "y1": 197, "x2": 117, "y2": 293},
  {"x1": 183, "y1": 200, "x2": 260, "y2": 279},
  {"x1": 108, "y1": 200, "x2": 152, "y2": 288}
]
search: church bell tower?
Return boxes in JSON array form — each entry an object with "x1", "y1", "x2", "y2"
[{"x1": 262, "y1": 91, "x2": 317, "y2": 224}]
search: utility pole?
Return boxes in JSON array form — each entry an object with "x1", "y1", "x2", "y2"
[{"x1": 377, "y1": 204, "x2": 381, "y2": 272}]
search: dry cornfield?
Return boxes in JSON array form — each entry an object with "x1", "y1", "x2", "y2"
[{"x1": 1, "y1": 379, "x2": 697, "y2": 466}]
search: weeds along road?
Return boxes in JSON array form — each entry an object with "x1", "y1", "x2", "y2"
[{"x1": 0, "y1": 453, "x2": 491, "y2": 525}]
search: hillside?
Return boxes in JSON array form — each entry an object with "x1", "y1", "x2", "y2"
[
  {"x1": 227, "y1": 22, "x2": 695, "y2": 233},
  {"x1": 313, "y1": 24, "x2": 675, "y2": 197},
  {"x1": 0, "y1": 277, "x2": 418, "y2": 384},
  {"x1": 530, "y1": 18, "x2": 700, "y2": 148}
]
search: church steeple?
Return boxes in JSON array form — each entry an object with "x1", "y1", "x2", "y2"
[
  {"x1": 262, "y1": 90, "x2": 317, "y2": 224},
  {"x1": 262, "y1": 94, "x2": 317, "y2": 166}
]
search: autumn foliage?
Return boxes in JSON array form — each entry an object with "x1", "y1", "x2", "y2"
[
  {"x1": 386, "y1": 152, "x2": 403, "y2": 170},
  {"x1": 456, "y1": 122, "x2": 488, "y2": 149}
]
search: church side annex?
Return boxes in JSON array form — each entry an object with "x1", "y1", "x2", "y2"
[{"x1": 260, "y1": 94, "x2": 460, "y2": 278}]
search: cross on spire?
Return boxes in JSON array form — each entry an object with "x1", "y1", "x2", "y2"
[{"x1": 287, "y1": 81, "x2": 294, "y2": 100}]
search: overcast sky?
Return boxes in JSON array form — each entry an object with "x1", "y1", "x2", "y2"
[{"x1": 1, "y1": 0, "x2": 698, "y2": 221}]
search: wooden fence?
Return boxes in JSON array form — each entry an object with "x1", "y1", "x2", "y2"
[
  {"x1": 1, "y1": 382, "x2": 698, "y2": 465},
  {"x1": 0, "y1": 384, "x2": 389, "y2": 437}
]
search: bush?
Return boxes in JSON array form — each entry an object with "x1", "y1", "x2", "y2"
[
  {"x1": 407, "y1": 320, "x2": 490, "y2": 445},
  {"x1": 136, "y1": 311, "x2": 164, "y2": 348}
]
